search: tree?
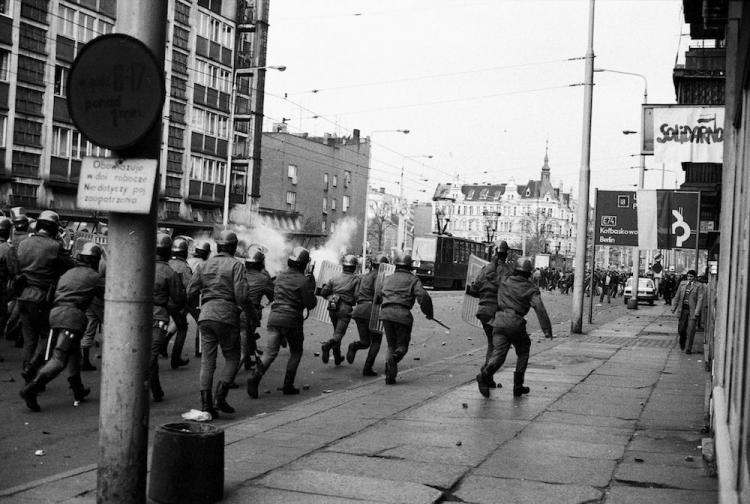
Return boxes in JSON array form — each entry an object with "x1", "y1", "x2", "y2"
[
  {"x1": 521, "y1": 206, "x2": 555, "y2": 256},
  {"x1": 367, "y1": 200, "x2": 397, "y2": 254}
]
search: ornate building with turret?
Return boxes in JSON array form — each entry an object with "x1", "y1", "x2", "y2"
[{"x1": 430, "y1": 147, "x2": 577, "y2": 265}]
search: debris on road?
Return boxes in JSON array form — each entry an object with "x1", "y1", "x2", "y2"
[
  {"x1": 462, "y1": 403, "x2": 468, "y2": 409},
  {"x1": 34, "y1": 450, "x2": 45, "y2": 456}
]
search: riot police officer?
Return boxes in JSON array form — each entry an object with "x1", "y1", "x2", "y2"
[
  {"x1": 187, "y1": 240, "x2": 210, "y2": 357},
  {"x1": 246, "y1": 246, "x2": 316, "y2": 398},
  {"x1": 477, "y1": 257, "x2": 553, "y2": 398},
  {"x1": 0, "y1": 217, "x2": 15, "y2": 340},
  {"x1": 241, "y1": 244, "x2": 274, "y2": 371},
  {"x1": 20, "y1": 243, "x2": 104, "y2": 411},
  {"x1": 151, "y1": 233, "x2": 186, "y2": 402},
  {"x1": 187, "y1": 230, "x2": 254, "y2": 419},
  {"x1": 376, "y1": 251, "x2": 433, "y2": 385},
  {"x1": 466, "y1": 240, "x2": 513, "y2": 388},
  {"x1": 319, "y1": 254, "x2": 359, "y2": 366},
  {"x1": 165, "y1": 236, "x2": 192, "y2": 369},
  {"x1": 348, "y1": 255, "x2": 389, "y2": 376},
  {"x1": 17, "y1": 210, "x2": 74, "y2": 383}
]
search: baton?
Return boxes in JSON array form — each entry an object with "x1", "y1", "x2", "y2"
[
  {"x1": 44, "y1": 329, "x2": 55, "y2": 361},
  {"x1": 431, "y1": 318, "x2": 451, "y2": 331}
]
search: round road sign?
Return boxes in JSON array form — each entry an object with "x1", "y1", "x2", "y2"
[{"x1": 67, "y1": 34, "x2": 165, "y2": 151}]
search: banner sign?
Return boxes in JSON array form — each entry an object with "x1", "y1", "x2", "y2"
[
  {"x1": 461, "y1": 254, "x2": 489, "y2": 328},
  {"x1": 637, "y1": 190, "x2": 700, "y2": 250},
  {"x1": 651, "y1": 106, "x2": 724, "y2": 164},
  {"x1": 369, "y1": 262, "x2": 396, "y2": 332},
  {"x1": 308, "y1": 260, "x2": 342, "y2": 324},
  {"x1": 594, "y1": 190, "x2": 638, "y2": 246}
]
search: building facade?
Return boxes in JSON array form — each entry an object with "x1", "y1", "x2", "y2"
[
  {"x1": 259, "y1": 131, "x2": 370, "y2": 250},
  {"x1": 0, "y1": 0, "x2": 271, "y2": 236},
  {"x1": 431, "y1": 149, "x2": 577, "y2": 260}
]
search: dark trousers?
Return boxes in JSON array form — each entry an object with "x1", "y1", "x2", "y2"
[
  {"x1": 198, "y1": 320, "x2": 240, "y2": 391},
  {"x1": 19, "y1": 300, "x2": 50, "y2": 366},
  {"x1": 484, "y1": 326, "x2": 531, "y2": 376},
  {"x1": 261, "y1": 325, "x2": 304, "y2": 385},
  {"x1": 150, "y1": 322, "x2": 167, "y2": 395},
  {"x1": 353, "y1": 317, "x2": 383, "y2": 369},
  {"x1": 328, "y1": 309, "x2": 352, "y2": 348},
  {"x1": 170, "y1": 310, "x2": 189, "y2": 360},
  {"x1": 382, "y1": 320, "x2": 411, "y2": 368},
  {"x1": 678, "y1": 306, "x2": 698, "y2": 351},
  {"x1": 37, "y1": 328, "x2": 82, "y2": 381}
]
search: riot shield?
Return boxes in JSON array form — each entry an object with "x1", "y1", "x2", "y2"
[
  {"x1": 368, "y1": 262, "x2": 396, "y2": 332},
  {"x1": 461, "y1": 254, "x2": 489, "y2": 328},
  {"x1": 308, "y1": 260, "x2": 343, "y2": 324}
]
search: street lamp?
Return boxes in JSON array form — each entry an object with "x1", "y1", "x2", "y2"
[
  {"x1": 398, "y1": 154, "x2": 433, "y2": 250},
  {"x1": 361, "y1": 129, "x2": 410, "y2": 271},
  {"x1": 223, "y1": 64, "x2": 286, "y2": 227},
  {"x1": 482, "y1": 210, "x2": 500, "y2": 244}
]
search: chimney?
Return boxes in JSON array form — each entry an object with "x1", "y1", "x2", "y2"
[{"x1": 353, "y1": 129, "x2": 360, "y2": 143}]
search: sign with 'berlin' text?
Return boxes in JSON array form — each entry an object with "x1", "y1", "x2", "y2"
[
  {"x1": 77, "y1": 158, "x2": 157, "y2": 214},
  {"x1": 594, "y1": 190, "x2": 638, "y2": 247}
]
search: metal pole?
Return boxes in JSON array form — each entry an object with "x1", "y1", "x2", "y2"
[
  {"x1": 588, "y1": 189, "x2": 598, "y2": 323},
  {"x1": 695, "y1": 191, "x2": 701, "y2": 274},
  {"x1": 97, "y1": 2, "x2": 166, "y2": 502},
  {"x1": 223, "y1": 76, "x2": 237, "y2": 228},
  {"x1": 571, "y1": 0, "x2": 595, "y2": 334}
]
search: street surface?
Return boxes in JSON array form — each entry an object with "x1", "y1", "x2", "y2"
[{"x1": 0, "y1": 289, "x2": 630, "y2": 489}]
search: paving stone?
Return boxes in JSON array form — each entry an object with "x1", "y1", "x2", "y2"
[
  {"x1": 605, "y1": 485, "x2": 717, "y2": 504},
  {"x1": 584, "y1": 373, "x2": 659, "y2": 388},
  {"x1": 500, "y1": 436, "x2": 625, "y2": 460},
  {"x1": 288, "y1": 451, "x2": 468, "y2": 489},
  {"x1": 255, "y1": 468, "x2": 443, "y2": 503},
  {"x1": 378, "y1": 443, "x2": 491, "y2": 467},
  {"x1": 536, "y1": 411, "x2": 637, "y2": 430},
  {"x1": 623, "y1": 449, "x2": 704, "y2": 468},
  {"x1": 454, "y1": 475, "x2": 602, "y2": 504},
  {"x1": 614, "y1": 462, "x2": 718, "y2": 491},
  {"x1": 627, "y1": 429, "x2": 704, "y2": 453},
  {"x1": 571, "y1": 382, "x2": 652, "y2": 399},
  {"x1": 519, "y1": 421, "x2": 632, "y2": 445},
  {"x1": 224, "y1": 486, "x2": 383, "y2": 504},
  {"x1": 476, "y1": 450, "x2": 617, "y2": 487},
  {"x1": 550, "y1": 392, "x2": 645, "y2": 418}
]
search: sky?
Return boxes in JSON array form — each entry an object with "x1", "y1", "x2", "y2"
[{"x1": 262, "y1": 0, "x2": 687, "y2": 203}]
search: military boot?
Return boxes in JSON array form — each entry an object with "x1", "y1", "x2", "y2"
[
  {"x1": 385, "y1": 354, "x2": 397, "y2": 385},
  {"x1": 68, "y1": 375, "x2": 91, "y2": 402},
  {"x1": 20, "y1": 374, "x2": 51, "y2": 412},
  {"x1": 321, "y1": 340, "x2": 333, "y2": 364},
  {"x1": 513, "y1": 371, "x2": 530, "y2": 397},
  {"x1": 21, "y1": 361, "x2": 39, "y2": 384},
  {"x1": 346, "y1": 342, "x2": 359, "y2": 364},
  {"x1": 214, "y1": 381, "x2": 235, "y2": 413},
  {"x1": 333, "y1": 345, "x2": 344, "y2": 366},
  {"x1": 476, "y1": 369, "x2": 491, "y2": 398},
  {"x1": 281, "y1": 370, "x2": 300, "y2": 395},
  {"x1": 201, "y1": 390, "x2": 219, "y2": 420},
  {"x1": 246, "y1": 365, "x2": 263, "y2": 399},
  {"x1": 81, "y1": 347, "x2": 97, "y2": 371}
]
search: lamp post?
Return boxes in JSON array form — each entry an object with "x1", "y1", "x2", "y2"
[
  {"x1": 361, "y1": 129, "x2": 410, "y2": 271},
  {"x1": 398, "y1": 154, "x2": 433, "y2": 250},
  {"x1": 483, "y1": 210, "x2": 500, "y2": 244},
  {"x1": 223, "y1": 65, "x2": 286, "y2": 228},
  {"x1": 595, "y1": 67, "x2": 648, "y2": 310}
]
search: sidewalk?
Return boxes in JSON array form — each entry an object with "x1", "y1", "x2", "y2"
[{"x1": 1, "y1": 304, "x2": 717, "y2": 504}]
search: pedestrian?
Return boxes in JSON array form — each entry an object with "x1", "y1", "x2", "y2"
[
  {"x1": 17, "y1": 211, "x2": 74, "y2": 383},
  {"x1": 80, "y1": 256, "x2": 105, "y2": 371},
  {"x1": 241, "y1": 244, "x2": 275, "y2": 371},
  {"x1": 246, "y1": 246, "x2": 316, "y2": 398},
  {"x1": 375, "y1": 251, "x2": 433, "y2": 385},
  {"x1": 19, "y1": 242, "x2": 104, "y2": 411},
  {"x1": 164, "y1": 236, "x2": 192, "y2": 369},
  {"x1": 319, "y1": 254, "x2": 359, "y2": 366},
  {"x1": 477, "y1": 257, "x2": 553, "y2": 398},
  {"x1": 671, "y1": 269, "x2": 705, "y2": 354},
  {"x1": 151, "y1": 233, "x2": 186, "y2": 402},
  {"x1": 599, "y1": 269, "x2": 613, "y2": 304},
  {"x1": 186, "y1": 240, "x2": 210, "y2": 358},
  {"x1": 186, "y1": 230, "x2": 254, "y2": 419},
  {"x1": 347, "y1": 255, "x2": 388, "y2": 376},
  {"x1": 466, "y1": 240, "x2": 513, "y2": 388}
]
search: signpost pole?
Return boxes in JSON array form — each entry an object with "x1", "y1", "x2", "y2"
[
  {"x1": 94, "y1": 2, "x2": 167, "y2": 502},
  {"x1": 695, "y1": 191, "x2": 701, "y2": 275},
  {"x1": 588, "y1": 189, "x2": 598, "y2": 323}
]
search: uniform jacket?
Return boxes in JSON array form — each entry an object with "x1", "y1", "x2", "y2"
[
  {"x1": 267, "y1": 267, "x2": 317, "y2": 328},
  {"x1": 186, "y1": 252, "x2": 253, "y2": 327},
  {"x1": 241, "y1": 267, "x2": 275, "y2": 330},
  {"x1": 376, "y1": 269, "x2": 433, "y2": 328},
  {"x1": 0, "y1": 239, "x2": 15, "y2": 285},
  {"x1": 351, "y1": 268, "x2": 378, "y2": 320},
  {"x1": 168, "y1": 257, "x2": 192, "y2": 290},
  {"x1": 49, "y1": 262, "x2": 105, "y2": 332},
  {"x1": 153, "y1": 259, "x2": 186, "y2": 323},
  {"x1": 672, "y1": 279, "x2": 705, "y2": 318},
  {"x1": 187, "y1": 256, "x2": 205, "y2": 275},
  {"x1": 493, "y1": 274, "x2": 553, "y2": 337},
  {"x1": 12, "y1": 230, "x2": 30, "y2": 251},
  {"x1": 16, "y1": 234, "x2": 74, "y2": 303},
  {"x1": 320, "y1": 271, "x2": 359, "y2": 318},
  {"x1": 467, "y1": 260, "x2": 513, "y2": 321}
]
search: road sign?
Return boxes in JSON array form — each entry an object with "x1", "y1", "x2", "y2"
[
  {"x1": 67, "y1": 34, "x2": 165, "y2": 150},
  {"x1": 594, "y1": 190, "x2": 638, "y2": 246},
  {"x1": 77, "y1": 157, "x2": 157, "y2": 214}
]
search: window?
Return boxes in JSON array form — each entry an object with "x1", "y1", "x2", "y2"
[
  {"x1": 20, "y1": 23, "x2": 46, "y2": 54},
  {"x1": 0, "y1": 114, "x2": 6, "y2": 147},
  {"x1": 12, "y1": 152, "x2": 40, "y2": 177},
  {"x1": 479, "y1": 188, "x2": 489, "y2": 200},
  {"x1": 172, "y1": 50, "x2": 188, "y2": 76},
  {"x1": 71, "y1": 131, "x2": 81, "y2": 158},
  {"x1": 0, "y1": 50, "x2": 8, "y2": 81},
  {"x1": 17, "y1": 55, "x2": 45, "y2": 84},
  {"x1": 330, "y1": 221, "x2": 336, "y2": 233},
  {"x1": 78, "y1": 13, "x2": 96, "y2": 43},
  {"x1": 52, "y1": 126, "x2": 71, "y2": 157},
  {"x1": 54, "y1": 66, "x2": 68, "y2": 96},
  {"x1": 21, "y1": 0, "x2": 47, "y2": 23},
  {"x1": 331, "y1": 198, "x2": 337, "y2": 211},
  {"x1": 15, "y1": 86, "x2": 44, "y2": 116},
  {"x1": 343, "y1": 195, "x2": 350, "y2": 212},
  {"x1": 322, "y1": 197, "x2": 327, "y2": 211},
  {"x1": 190, "y1": 156, "x2": 203, "y2": 179},
  {"x1": 344, "y1": 170, "x2": 351, "y2": 187},
  {"x1": 332, "y1": 174, "x2": 338, "y2": 187},
  {"x1": 287, "y1": 164, "x2": 297, "y2": 178},
  {"x1": 323, "y1": 173, "x2": 329, "y2": 189},
  {"x1": 467, "y1": 190, "x2": 475, "y2": 199},
  {"x1": 11, "y1": 182, "x2": 37, "y2": 201},
  {"x1": 173, "y1": 25, "x2": 189, "y2": 50},
  {"x1": 0, "y1": 0, "x2": 10, "y2": 15},
  {"x1": 168, "y1": 126, "x2": 183, "y2": 149},
  {"x1": 13, "y1": 118, "x2": 42, "y2": 147},
  {"x1": 175, "y1": 1, "x2": 191, "y2": 25},
  {"x1": 321, "y1": 220, "x2": 326, "y2": 233},
  {"x1": 286, "y1": 191, "x2": 296, "y2": 208},
  {"x1": 171, "y1": 76, "x2": 187, "y2": 99}
]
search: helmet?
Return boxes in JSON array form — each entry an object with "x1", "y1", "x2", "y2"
[
  {"x1": 342, "y1": 254, "x2": 358, "y2": 269},
  {"x1": 194, "y1": 240, "x2": 211, "y2": 258},
  {"x1": 245, "y1": 244, "x2": 266, "y2": 265},
  {"x1": 494, "y1": 240, "x2": 509, "y2": 254},
  {"x1": 78, "y1": 242, "x2": 103, "y2": 259},
  {"x1": 394, "y1": 252, "x2": 413, "y2": 268},
  {"x1": 377, "y1": 254, "x2": 390, "y2": 264},
  {"x1": 156, "y1": 233, "x2": 172, "y2": 250},
  {"x1": 37, "y1": 210, "x2": 60, "y2": 226},
  {"x1": 0, "y1": 217, "x2": 10, "y2": 238},
  {"x1": 288, "y1": 246, "x2": 310, "y2": 268},
  {"x1": 215, "y1": 230, "x2": 238, "y2": 254},
  {"x1": 28, "y1": 219, "x2": 37, "y2": 233},
  {"x1": 514, "y1": 256, "x2": 533, "y2": 273},
  {"x1": 11, "y1": 207, "x2": 28, "y2": 227},
  {"x1": 171, "y1": 236, "x2": 189, "y2": 255}
]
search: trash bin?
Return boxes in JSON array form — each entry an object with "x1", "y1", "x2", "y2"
[{"x1": 148, "y1": 422, "x2": 224, "y2": 504}]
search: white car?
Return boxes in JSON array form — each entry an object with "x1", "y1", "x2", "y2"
[{"x1": 623, "y1": 277, "x2": 656, "y2": 305}]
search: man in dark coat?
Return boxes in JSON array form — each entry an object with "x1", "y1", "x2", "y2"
[
  {"x1": 671, "y1": 269, "x2": 705, "y2": 354},
  {"x1": 348, "y1": 255, "x2": 388, "y2": 376},
  {"x1": 165, "y1": 236, "x2": 192, "y2": 369},
  {"x1": 319, "y1": 254, "x2": 359, "y2": 366},
  {"x1": 241, "y1": 244, "x2": 274, "y2": 371}
]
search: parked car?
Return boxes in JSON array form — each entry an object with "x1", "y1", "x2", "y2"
[{"x1": 623, "y1": 277, "x2": 656, "y2": 305}]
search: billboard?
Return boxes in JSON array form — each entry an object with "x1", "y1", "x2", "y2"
[{"x1": 641, "y1": 105, "x2": 724, "y2": 163}]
